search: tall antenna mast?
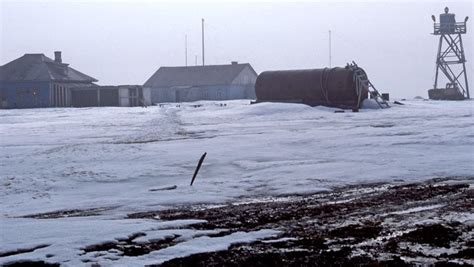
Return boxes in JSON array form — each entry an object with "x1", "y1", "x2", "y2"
[
  {"x1": 329, "y1": 30, "x2": 332, "y2": 68},
  {"x1": 185, "y1": 34, "x2": 188, "y2": 66},
  {"x1": 202, "y1": 18, "x2": 205, "y2": 66}
]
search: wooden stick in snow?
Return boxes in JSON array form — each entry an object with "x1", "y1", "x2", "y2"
[
  {"x1": 190, "y1": 152, "x2": 207, "y2": 186},
  {"x1": 149, "y1": 185, "x2": 177, "y2": 192}
]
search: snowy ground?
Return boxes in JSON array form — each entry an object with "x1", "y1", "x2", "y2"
[{"x1": 0, "y1": 99, "x2": 473, "y2": 265}]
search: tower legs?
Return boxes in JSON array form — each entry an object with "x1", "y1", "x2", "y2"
[{"x1": 430, "y1": 33, "x2": 470, "y2": 100}]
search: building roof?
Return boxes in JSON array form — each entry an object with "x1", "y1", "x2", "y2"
[
  {"x1": 0, "y1": 53, "x2": 98, "y2": 82},
  {"x1": 69, "y1": 84, "x2": 143, "y2": 91},
  {"x1": 143, "y1": 63, "x2": 257, "y2": 88}
]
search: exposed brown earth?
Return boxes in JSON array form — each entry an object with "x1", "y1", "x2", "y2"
[
  {"x1": 128, "y1": 177, "x2": 474, "y2": 266},
  {"x1": 4, "y1": 177, "x2": 473, "y2": 266}
]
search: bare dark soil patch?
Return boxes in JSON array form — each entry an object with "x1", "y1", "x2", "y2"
[
  {"x1": 159, "y1": 247, "x2": 415, "y2": 267},
  {"x1": 30, "y1": 177, "x2": 470, "y2": 266},
  {"x1": 328, "y1": 222, "x2": 382, "y2": 240},
  {"x1": 130, "y1": 182, "x2": 469, "y2": 231},
  {"x1": 6, "y1": 177, "x2": 472, "y2": 266},
  {"x1": 81, "y1": 232, "x2": 179, "y2": 258},
  {"x1": 128, "y1": 177, "x2": 474, "y2": 266},
  {"x1": 399, "y1": 224, "x2": 460, "y2": 248}
]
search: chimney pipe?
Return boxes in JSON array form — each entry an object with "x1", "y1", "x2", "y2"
[{"x1": 54, "y1": 51, "x2": 62, "y2": 63}]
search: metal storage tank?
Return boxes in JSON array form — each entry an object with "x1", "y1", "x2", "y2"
[{"x1": 255, "y1": 67, "x2": 368, "y2": 109}]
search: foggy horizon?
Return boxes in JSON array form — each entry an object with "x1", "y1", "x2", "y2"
[
  {"x1": 1, "y1": 0, "x2": 472, "y2": 98},
  {"x1": 2, "y1": 1, "x2": 474, "y2": 265}
]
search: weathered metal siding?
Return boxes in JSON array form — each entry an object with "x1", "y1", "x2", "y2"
[
  {"x1": 0, "y1": 81, "x2": 50, "y2": 108},
  {"x1": 255, "y1": 67, "x2": 367, "y2": 108}
]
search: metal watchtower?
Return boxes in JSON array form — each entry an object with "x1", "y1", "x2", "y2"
[{"x1": 428, "y1": 7, "x2": 470, "y2": 100}]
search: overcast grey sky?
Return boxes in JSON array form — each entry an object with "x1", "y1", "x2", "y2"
[{"x1": 1, "y1": 0, "x2": 472, "y2": 98}]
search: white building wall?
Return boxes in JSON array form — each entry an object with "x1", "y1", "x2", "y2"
[
  {"x1": 230, "y1": 66, "x2": 257, "y2": 99},
  {"x1": 231, "y1": 66, "x2": 258, "y2": 85},
  {"x1": 162, "y1": 88, "x2": 176, "y2": 102},
  {"x1": 142, "y1": 87, "x2": 152, "y2": 106},
  {"x1": 119, "y1": 88, "x2": 129, "y2": 107},
  {"x1": 148, "y1": 65, "x2": 258, "y2": 104}
]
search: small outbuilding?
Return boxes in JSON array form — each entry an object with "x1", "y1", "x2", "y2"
[
  {"x1": 70, "y1": 85, "x2": 151, "y2": 107},
  {"x1": 143, "y1": 62, "x2": 257, "y2": 104}
]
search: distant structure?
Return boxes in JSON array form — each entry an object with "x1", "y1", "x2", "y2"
[
  {"x1": 0, "y1": 52, "x2": 96, "y2": 108},
  {"x1": 0, "y1": 52, "x2": 151, "y2": 108},
  {"x1": 69, "y1": 85, "x2": 151, "y2": 107},
  {"x1": 429, "y1": 7, "x2": 470, "y2": 100},
  {"x1": 144, "y1": 62, "x2": 257, "y2": 103}
]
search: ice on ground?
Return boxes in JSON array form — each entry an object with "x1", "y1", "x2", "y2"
[
  {"x1": 1, "y1": 100, "x2": 473, "y2": 265},
  {"x1": 388, "y1": 204, "x2": 446, "y2": 215},
  {"x1": 0, "y1": 217, "x2": 165, "y2": 265},
  {"x1": 99, "y1": 229, "x2": 279, "y2": 266}
]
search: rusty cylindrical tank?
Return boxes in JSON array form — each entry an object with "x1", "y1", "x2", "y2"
[{"x1": 255, "y1": 67, "x2": 368, "y2": 109}]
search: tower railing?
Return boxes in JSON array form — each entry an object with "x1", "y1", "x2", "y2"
[{"x1": 433, "y1": 22, "x2": 467, "y2": 34}]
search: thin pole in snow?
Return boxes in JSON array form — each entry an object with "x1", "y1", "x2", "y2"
[
  {"x1": 329, "y1": 30, "x2": 332, "y2": 68},
  {"x1": 202, "y1": 18, "x2": 205, "y2": 66},
  {"x1": 185, "y1": 34, "x2": 188, "y2": 67}
]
